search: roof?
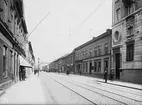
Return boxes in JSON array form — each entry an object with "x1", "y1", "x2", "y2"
[{"x1": 74, "y1": 29, "x2": 112, "y2": 51}]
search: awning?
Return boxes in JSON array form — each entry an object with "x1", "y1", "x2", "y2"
[{"x1": 20, "y1": 56, "x2": 32, "y2": 68}]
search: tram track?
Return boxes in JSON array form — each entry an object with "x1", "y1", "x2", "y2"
[
  {"x1": 45, "y1": 74, "x2": 97, "y2": 105},
  {"x1": 68, "y1": 75, "x2": 142, "y2": 97},
  {"x1": 65, "y1": 78, "x2": 142, "y2": 103},
  {"x1": 47, "y1": 74, "x2": 128, "y2": 105},
  {"x1": 94, "y1": 81, "x2": 142, "y2": 97},
  {"x1": 49, "y1": 73, "x2": 142, "y2": 105},
  {"x1": 57, "y1": 74, "x2": 142, "y2": 97}
]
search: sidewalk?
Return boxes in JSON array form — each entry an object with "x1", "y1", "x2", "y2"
[
  {"x1": 0, "y1": 74, "x2": 46, "y2": 104},
  {"x1": 66, "y1": 73, "x2": 142, "y2": 91},
  {"x1": 96, "y1": 79, "x2": 142, "y2": 90}
]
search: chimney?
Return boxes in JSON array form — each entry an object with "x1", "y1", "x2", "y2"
[{"x1": 106, "y1": 29, "x2": 111, "y2": 33}]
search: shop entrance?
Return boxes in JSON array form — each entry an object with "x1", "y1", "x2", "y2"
[{"x1": 89, "y1": 61, "x2": 92, "y2": 75}]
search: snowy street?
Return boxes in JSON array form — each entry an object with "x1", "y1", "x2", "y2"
[{"x1": 0, "y1": 72, "x2": 142, "y2": 105}]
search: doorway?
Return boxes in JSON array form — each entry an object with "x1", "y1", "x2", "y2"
[
  {"x1": 89, "y1": 61, "x2": 92, "y2": 75},
  {"x1": 104, "y1": 58, "x2": 109, "y2": 72},
  {"x1": 115, "y1": 53, "x2": 120, "y2": 79}
]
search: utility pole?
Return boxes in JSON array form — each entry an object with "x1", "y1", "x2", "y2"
[{"x1": 38, "y1": 58, "x2": 40, "y2": 76}]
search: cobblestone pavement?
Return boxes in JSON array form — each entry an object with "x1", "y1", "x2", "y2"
[
  {"x1": 0, "y1": 72, "x2": 142, "y2": 105},
  {"x1": 47, "y1": 72, "x2": 142, "y2": 105}
]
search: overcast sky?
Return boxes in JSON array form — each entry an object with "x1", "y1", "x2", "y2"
[{"x1": 24, "y1": 0, "x2": 112, "y2": 64}]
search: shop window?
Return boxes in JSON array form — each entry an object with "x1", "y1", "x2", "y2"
[
  {"x1": 3, "y1": 45, "x2": 8, "y2": 78},
  {"x1": 126, "y1": 42, "x2": 134, "y2": 61},
  {"x1": 98, "y1": 60, "x2": 101, "y2": 72},
  {"x1": 3, "y1": 46, "x2": 7, "y2": 72},
  {"x1": 10, "y1": 50, "x2": 12, "y2": 72},
  {"x1": 94, "y1": 61, "x2": 97, "y2": 72},
  {"x1": 85, "y1": 62, "x2": 87, "y2": 72}
]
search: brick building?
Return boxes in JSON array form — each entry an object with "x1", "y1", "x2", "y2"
[{"x1": 112, "y1": 0, "x2": 142, "y2": 84}]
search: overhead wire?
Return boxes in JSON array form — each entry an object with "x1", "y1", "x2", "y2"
[
  {"x1": 71, "y1": 0, "x2": 107, "y2": 36},
  {"x1": 27, "y1": 12, "x2": 50, "y2": 38}
]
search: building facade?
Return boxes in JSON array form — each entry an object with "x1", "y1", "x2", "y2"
[
  {"x1": 25, "y1": 41, "x2": 35, "y2": 77},
  {"x1": 0, "y1": 0, "x2": 29, "y2": 86},
  {"x1": 63, "y1": 52, "x2": 75, "y2": 73},
  {"x1": 112, "y1": 0, "x2": 142, "y2": 83},
  {"x1": 74, "y1": 29, "x2": 112, "y2": 78},
  {"x1": 48, "y1": 53, "x2": 75, "y2": 73}
]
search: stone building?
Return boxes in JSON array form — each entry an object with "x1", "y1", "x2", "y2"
[
  {"x1": 112, "y1": 0, "x2": 142, "y2": 84},
  {"x1": 0, "y1": 0, "x2": 29, "y2": 87},
  {"x1": 25, "y1": 41, "x2": 35, "y2": 77},
  {"x1": 74, "y1": 29, "x2": 112, "y2": 78}
]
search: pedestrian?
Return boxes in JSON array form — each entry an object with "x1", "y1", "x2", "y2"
[
  {"x1": 104, "y1": 70, "x2": 107, "y2": 83},
  {"x1": 34, "y1": 70, "x2": 36, "y2": 75}
]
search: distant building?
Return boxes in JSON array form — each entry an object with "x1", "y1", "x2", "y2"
[
  {"x1": 112, "y1": 0, "x2": 142, "y2": 84},
  {"x1": 63, "y1": 52, "x2": 75, "y2": 73},
  {"x1": 25, "y1": 41, "x2": 35, "y2": 76}
]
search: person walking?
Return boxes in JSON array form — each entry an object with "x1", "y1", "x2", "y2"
[{"x1": 104, "y1": 70, "x2": 107, "y2": 83}]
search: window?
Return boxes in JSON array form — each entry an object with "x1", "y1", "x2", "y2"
[
  {"x1": 89, "y1": 49, "x2": 92, "y2": 57},
  {"x1": 127, "y1": 26, "x2": 133, "y2": 36},
  {"x1": 10, "y1": 50, "x2": 13, "y2": 72},
  {"x1": 94, "y1": 47, "x2": 97, "y2": 56},
  {"x1": 98, "y1": 60, "x2": 101, "y2": 72},
  {"x1": 85, "y1": 62, "x2": 88, "y2": 72},
  {"x1": 98, "y1": 46, "x2": 101, "y2": 56},
  {"x1": 116, "y1": 8, "x2": 121, "y2": 21},
  {"x1": 83, "y1": 62, "x2": 85, "y2": 72},
  {"x1": 126, "y1": 42, "x2": 134, "y2": 61},
  {"x1": 104, "y1": 43, "x2": 108, "y2": 55},
  {"x1": 94, "y1": 61, "x2": 97, "y2": 72},
  {"x1": 114, "y1": 31, "x2": 119, "y2": 41},
  {"x1": 127, "y1": 3, "x2": 135, "y2": 15},
  {"x1": 3, "y1": 46, "x2": 7, "y2": 72}
]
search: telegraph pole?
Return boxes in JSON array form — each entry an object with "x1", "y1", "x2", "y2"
[{"x1": 38, "y1": 58, "x2": 40, "y2": 76}]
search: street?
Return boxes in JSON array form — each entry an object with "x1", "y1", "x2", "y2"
[{"x1": 0, "y1": 72, "x2": 142, "y2": 104}]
